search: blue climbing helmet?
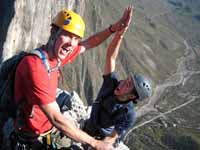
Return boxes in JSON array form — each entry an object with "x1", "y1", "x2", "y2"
[{"x1": 132, "y1": 74, "x2": 152, "y2": 101}]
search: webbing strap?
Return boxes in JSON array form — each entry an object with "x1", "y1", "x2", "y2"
[
  {"x1": 34, "y1": 48, "x2": 51, "y2": 76},
  {"x1": 49, "y1": 58, "x2": 61, "y2": 73},
  {"x1": 30, "y1": 49, "x2": 61, "y2": 77}
]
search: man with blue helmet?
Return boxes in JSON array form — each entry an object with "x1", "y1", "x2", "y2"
[{"x1": 83, "y1": 6, "x2": 152, "y2": 146}]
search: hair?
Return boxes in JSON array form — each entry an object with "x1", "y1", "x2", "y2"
[
  {"x1": 45, "y1": 24, "x2": 62, "y2": 50},
  {"x1": 51, "y1": 24, "x2": 60, "y2": 33}
]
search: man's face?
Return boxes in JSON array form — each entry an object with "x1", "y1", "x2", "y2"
[
  {"x1": 54, "y1": 30, "x2": 81, "y2": 60},
  {"x1": 114, "y1": 76, "x2": 134, "y2": 96}
]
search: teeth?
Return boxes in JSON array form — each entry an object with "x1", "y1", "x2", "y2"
[
  {"x1": 62, "y1": 47, "x2": 71, "y2": 53},
  {"x1": 63, "y1": 47, "x2": 67, "y2": 51}
]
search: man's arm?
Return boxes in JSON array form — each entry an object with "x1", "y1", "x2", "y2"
[
  {"x1": 104, "y1": 6, "x2": 133, "y2": 75},
  {"x1": 41, "y1": 102, "x2": 113, "y2": 150},
  {"x1": 79, "y1": 5, "x2": 134, "y2": 53}
]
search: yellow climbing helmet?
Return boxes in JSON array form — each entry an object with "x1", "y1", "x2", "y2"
[{"x1": 52, "y1": 10, "x2": 85, "y2": 38}]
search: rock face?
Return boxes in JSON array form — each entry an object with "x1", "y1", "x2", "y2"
[
  {"x1": 1, "y1": 0, "x2": 200, "y2": 149},
  {"x1": 0, "y1": 0, "x2": 85, "y2": 61}
]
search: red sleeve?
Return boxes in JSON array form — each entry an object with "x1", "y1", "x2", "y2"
[
  {"x1": 61, "y1": 45, "x2": 81, "y2": 66},
  {"x1": 17, "y1": 56, "x2": 55, "y2": 105}
]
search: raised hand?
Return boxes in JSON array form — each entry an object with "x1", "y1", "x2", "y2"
[{"x1": 110, "y1": 5, "x2": 134, "y2": 33}]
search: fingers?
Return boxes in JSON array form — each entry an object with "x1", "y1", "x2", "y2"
[
  {"x1": 123, "y1": 5, "x2": 133, "y2": 19},
  {"x1": 116, "y1": 5, "x2": 134, "y2": 35},
  {"x1": 122, "y1": 5, "x2": 134, "y2": 27},
  {"x1": 111, "y1": 5, "x2": 134, "y2": 33},
  {"x1": 122, "y1": 5, "x2": 133, "y2": 20},
  {"x1": 95, "y1": 140, "x2": 114, "y2": 150},
  {"x1": 107, "y1": 144, "x2": 114, "y2": 150}
]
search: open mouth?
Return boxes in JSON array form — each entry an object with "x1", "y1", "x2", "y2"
[{"x1": 62, "y1": 46, "x2": 72, "y2": 54}]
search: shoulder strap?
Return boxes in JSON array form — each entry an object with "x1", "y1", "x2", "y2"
[
  {"x1": 30, "y1": 48, "x2": 50, "y2": 76},
  {"x1": 29, "y1": 48, "x2": 61, "y2": 77}
]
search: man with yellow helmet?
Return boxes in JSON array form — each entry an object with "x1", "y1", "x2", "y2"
[{"x1": 12, "y1": 5, "x2": 133, "y2": 150}]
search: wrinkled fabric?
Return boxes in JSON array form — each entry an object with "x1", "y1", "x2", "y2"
[{"x1": 84, "y1": 72, "x2": 136, "y2": 141}]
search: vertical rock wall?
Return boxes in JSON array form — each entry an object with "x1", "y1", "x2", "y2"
[{"x1": 1, "y1": 0, "x2": 85, "y2": 62}]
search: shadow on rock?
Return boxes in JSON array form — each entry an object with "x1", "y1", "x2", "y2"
[{"x1": 0, "y1": 0, "x2": 15, "y2": 62}]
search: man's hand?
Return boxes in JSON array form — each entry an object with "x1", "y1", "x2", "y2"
[
  {"x1": 110, "y1": 5, "x2": 134, "y2": 32},
  {"x1": 103, "y1": 130, "x2": 119, "y2": 145},
  {"x1": 92, "y1": 140, "x2": 114, "y2": 150}
]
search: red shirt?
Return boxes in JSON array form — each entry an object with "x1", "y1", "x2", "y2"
[{"x1": 14, "y1": 46, "x2": 81, "y2": 134}]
